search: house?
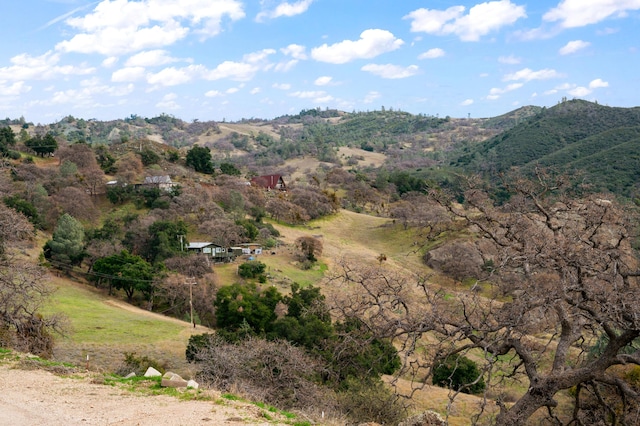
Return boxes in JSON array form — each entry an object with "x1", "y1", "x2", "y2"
[
  {"x1": 239, "y1": 243, "x2": 263, "y2": 255},
  {"x1": 187, "y1": 242, "x2": 236, "y2": 262},
  {"x1": 250, "y1": 174, "x2": 286, "y2": 191},
  {"x1": 143, "y1": 175, "x2": 177, "y2": 192}
]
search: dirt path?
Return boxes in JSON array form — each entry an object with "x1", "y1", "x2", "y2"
[{"x1": 0, "y1": 363, "x2": 294, "y2": 426}]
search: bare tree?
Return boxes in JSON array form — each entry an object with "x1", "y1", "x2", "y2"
[{"x1": 329, "y1": 179, "x2": 640, "y2": 425}]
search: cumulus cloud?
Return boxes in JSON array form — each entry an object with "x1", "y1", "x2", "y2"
[
  {"x1": 0, "y1": 51, "x2": 95, "y2": 81},
  {"x1": 418, "y1": 48, "x2": 445, "y2": 59},
  {"x1": 314, "y1": 76, "x2": 333, "y2": 86},
  {"x1": 559, "y1": 40, "x2": 591, "y2": 55},
  {"x1": 460, "y1": 98, "x2": 474, "y2": 106},
  {"x1": 156, "y1": 92, "x2": 181, "y2": 110},
  {"x1": 361, "y1": 64, "x2": 420, "y2": 79},
  {"x1": 289, "y1": 90, "x2": 326, "y2": 99},
  {"x1": 111, "y1": 66, "x2": 147, "y2": 82},
  {"x1": 256, "y1": 0, "x2": 314, "y2": 22},
  {"x1": 543, "y1": 0, "x2": 640, "y2": 28},
  {"x1": 205, "y1": 90, "x2": 223, "y2": 97},
  {"x1": 404, "y1": 0, "x2": 527, "y2": 42},
  {"x1": 204, "y1": 49, "x2": 276, "y2": 81},
  {"x1": 146, "y1": 65, "x2": 204, "y2": 86},
  {"x1": 503, "y1": 67, "x2": 564, "y2": 81},
  {"x1": 311, "y1": 29, "x2": 403, "y2": 64},
  {"x1": 125, "y1": 50, "x2": 181, "y2": 67},
  {"x1": 0, "y1": 81, "x2": 31, "y2": 97},
  {"x1": 56, "y1": 0, "x2": 245, "y2": 56},
  {"x1": 281, "y1": 44, "x2": 307, "y2": 60},
  {"x1": 589, "y1": 78, "x2": 609, "y2": 89},
  {"x1": 487, "y1": 82, "x2": 523, "y2": 99}
]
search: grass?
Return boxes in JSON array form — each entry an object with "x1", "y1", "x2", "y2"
[{"x1": 43, "y1": 279, "x2": 204, "y2": 375}]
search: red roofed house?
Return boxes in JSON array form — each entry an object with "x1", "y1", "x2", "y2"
[{"x1": 250, "y1": 174, "x2": 287, "y2": 191}]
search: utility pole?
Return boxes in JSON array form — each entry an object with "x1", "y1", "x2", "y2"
[{"x1": 187, "y1": 277, "x2": 197, "y2": 328}]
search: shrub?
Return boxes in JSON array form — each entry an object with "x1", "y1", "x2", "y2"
[
  {"x1": 114, "y1": 352, "x2": 167, "y2": 376},
  {"x1": 337, "y1": 378, "x2": 408, "y2": 425},
  {"x1": 237, "y1": 260, "x2": 266, "y2": 279},
  {"x1": 432, "y1": 355, "x2": 486, "y2": 394}
]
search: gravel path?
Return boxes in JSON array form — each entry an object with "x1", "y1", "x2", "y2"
[{"x1": 0, "y1": 363, "x2": 293, "y2": 426}]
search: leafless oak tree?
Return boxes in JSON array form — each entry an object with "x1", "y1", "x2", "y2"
[{"x1": 329, "y1": 176, "x2": 640, "y2": 425}]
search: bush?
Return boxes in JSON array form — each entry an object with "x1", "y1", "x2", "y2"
[
  {"x1": 337, "y1": 378, "x2": 408, "y2": 425},
  {"x1": 114, "y1": 352, "x2": 167, "y2": 376},
  {"x1": 432, "y1": 355, "x2": 485, "y2": 394},
  {"x1": 238, "y1": 260, "x2": 266, "y2": 279}
]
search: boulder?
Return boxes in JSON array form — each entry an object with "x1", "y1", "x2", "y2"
[
  {"x1": 161, "y1": 371, "x2": 188, "y2": 388},
  {"x1": 143, "y1": 367, "x2": 162, "y2": 377},
  {"x1": 187, "y1": 379, "x2": 199, "y2": 389}
]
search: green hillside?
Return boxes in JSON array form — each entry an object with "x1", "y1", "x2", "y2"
[{"x1": 452, "y1": 100, "x2": 640, "y2": 196}]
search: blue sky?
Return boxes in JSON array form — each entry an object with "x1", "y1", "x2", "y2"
[{"x1": 1, "y1": 0, "x2": 638, "y2": 124}]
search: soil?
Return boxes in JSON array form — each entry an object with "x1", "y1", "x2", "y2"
[{"x1": 0, "y1": 361, "x2": 295, "y2": 426}]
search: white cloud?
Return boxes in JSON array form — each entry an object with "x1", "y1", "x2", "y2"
[
  {"x1": 568, "y1": 86, "x2": 592, "y2": 97},
  {"x1": 311, "y1": 29, "x2": 403, "y2": 64},
  {"x1": 543, "y1": 0, "x2": 640, "y2": 28},
  {"x1": 256, "y1": 0, "x2": 314, "y2": 22},
  {"x1": 112, "y1": 67, "x2": 146, "y2": 82},
  {"x1": 250, "y1": 87, "x2": 261, "y2": 95},
  {"x1": 156, "y1": 92, "x2": 181, "y2": 110},
  {"x1": 363, "y1": 91, "x2": 381, "y2": 104},
  {"x1": 487, "y1": 82, "x2": 523, "y2": 99},
  {"x1": 281, "y1": 44, "x2": 307, "y2": 60},
  {"x1": 314, "y1": 76, "x2": 333, "y2": 86},
  {"x1": 274, "y1": 59, "x2": 298, "y2": 72},
  {"x1": 404, "y1": 0, "x2": 527, "y2": 42},
  {"x1": 418, "y1": 48, "x2": 445, "y2": 59},
  {"x1": 498, "y1": 55, "x2": 521, "y2": 64},
  {"x1": 289, "y1": 90, "x2": 326, "y2": 99},
  {"x1": 56, "y1": 0, "x2": 245, "y2": 56},
  {"x1": 589, "y1": 78, "x2": 609, "y2": 89},
  {"x1": 272, "y1": 83, "x2": 291, "y2": 90},
  {"x1": 102, "y1": 57, "x2": 119, "y2": 67},
  {"x1": 503, "y1": 67, "x2": 564, "y2": 81},
  {"x1": 226, "y1": 87, "x2": 240, "y2": 94},
  {"x1": 125, "y1": 50, "x2": 180, "y2": 67},
  {"x1": 559, "y1": 40, "x2": 591, "y2": 55},
  {"x1": 460, "y1": 98, "x2": 474, "y2": 106},
  {"x1": 0, "y1": 51, "x2": 95, "y2": 81},
  {"x1": 0, "y1": 81, "x2": 31, "y2": 96},
  {"x1": 361, "y1": 64, "x2": 420, "y2": 79},
  {"x1": 205, "y1": 90, "x2": 223, "y2": 97},
  {"x1": 147, "y1": 64, "x2": 205, "y2": 86},
  {"x1": 204, "y1": 49, "x2": 275, "y2": 81}
]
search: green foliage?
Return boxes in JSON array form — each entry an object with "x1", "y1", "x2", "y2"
[
  {"x1": 3, "y1": 195, "x2": 41, "y2": 228},
  {"x1": 185, "y1": 333, "x2": 214, "y2": 362},
  {"x1": 144, "y1": 220, "x2": 188, "y2": 263},
  {"x1": 25, "y1": 133, "x2": 58, "y2": 157},
  {"x1": 95, "y1": 145, "x2": 116, "y2": 173},
  {"x1": 44, "y1": 213, "x2": 85, "y2": 266},
  {"x1": 214, "y1": 282, "x2": 282, "y2": 335},
  {"x1": 92, "y1": 250, "x2": 155, "y2": 300},
  {"x1": 432, "y1": 355, "x2": 486, "y2": 394},
  {"x1": 185, "y1": 145, "x2": 214, "y2": 174},
  {"x1": 237, "y1": 260, "x2": 266, "y2": 279},
  {"x1": 220, "y1": 162, "x2": 241, "y2": 175},
  {"x1": 0, "y1": 126, "x2": 16, "y2": 156},
  {"x1": 138, "y1": 147, "x2": 160, "y2": 166},
  {"x1": 235, "y1": 219, "x2": 259, "y2": 240},
  {"x1": 115, "y1": 352, "x2": 166, "y2": 376}
]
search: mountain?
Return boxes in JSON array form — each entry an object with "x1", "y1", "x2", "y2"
[{"x1": 452, "y1": 100, "x2": 640, "y2": 197}]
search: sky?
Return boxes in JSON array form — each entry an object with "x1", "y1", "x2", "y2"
[{"x1": 0, "y1": 0, "x2": 639, "y2": 124}]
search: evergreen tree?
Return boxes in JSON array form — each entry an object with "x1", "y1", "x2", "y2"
[{"x1": 44, "y1": 213, "x2": 85, "y2": 266}]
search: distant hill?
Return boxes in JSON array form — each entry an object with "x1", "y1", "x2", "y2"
[{"x1": 452, "y1": 100, "x2": 640, "y2": 197}]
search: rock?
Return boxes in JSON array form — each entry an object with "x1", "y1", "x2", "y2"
[
  {"x1": 398, "y1": 410, "x2": 446, "y2": 426},
  {"x1": 161, "y1": 371, "x2": 188, "y2": 388},
  {"x1": 143, "y1": 367, "x2": 162, "y2": 378},
  {"x1": 187, "y1": 380, "x2": 199, "y2": 389},
  {"x1": 124, "y1": 372, "x2": 136, "y2": 379}
]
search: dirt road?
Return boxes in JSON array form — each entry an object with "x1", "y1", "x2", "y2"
[{"x1": 0, "y1": 363, "x2": 294, "y2": 426}]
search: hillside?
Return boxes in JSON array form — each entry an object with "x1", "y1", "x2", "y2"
[{"x1": 453, "y1": 100, "x2": 640, "y2": 196}]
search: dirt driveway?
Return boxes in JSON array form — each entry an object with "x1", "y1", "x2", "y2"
[{"x1": 0, "y1": 363, "x2": 296, "y2": 426}]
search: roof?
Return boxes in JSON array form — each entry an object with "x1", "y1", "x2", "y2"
[
  {"x1": 144, "y1": 175, "x2": 173, "y2": 184},
  {"x1": 187, "y1": 242, "x2": 213, "y2": 249},
  {"x1": 250, "y1": 174, "x2": 285, "y2": 189}
]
